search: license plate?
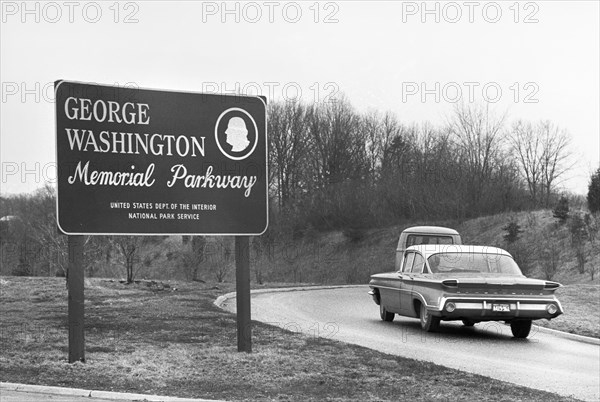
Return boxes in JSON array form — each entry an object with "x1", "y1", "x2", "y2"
[{"x1": 492, "y1": 304, "x2": 510, "y2": 312}]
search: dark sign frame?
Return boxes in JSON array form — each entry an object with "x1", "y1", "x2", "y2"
[{"x1": 55, "y1": 80, "x2": 268, "y2": 236}]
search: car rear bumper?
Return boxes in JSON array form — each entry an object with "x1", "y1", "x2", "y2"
[
  {"x1": 434, "y1": 297, "x2": 563, "y2": 320},
  {"x1": 368, "y1": 289, "x2": 380, "y2": 305}
]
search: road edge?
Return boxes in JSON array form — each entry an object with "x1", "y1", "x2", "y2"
[
  {"x1": 0, "y1": 382, "x2": 222, "y2": 402},
  {"x1": 214, "y1": 284, "x2": 600, "y2": 346},
  {"x1": 531, "y1": 325, "x2": 600, "y2": 345},
  {"x1": 214, "y1": 284, "x2": 365, "y2": 309}
]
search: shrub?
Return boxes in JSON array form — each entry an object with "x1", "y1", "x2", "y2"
[
  {"x1": 535, "y1": 231, "x2": 564, "y2": 281},
  {"x1": 505, "y1": 241, "x2": 534, "y2": 276},
  {"x1": 343, "y1": 226, "x2": 367, "y2": 242},
  {"x1": 588, "y1": 167, "x2": 600, "y2": 213},
  {"x1": 583, "y1": 213, "x2": 599, "y2": 280},
  {"x1": 12, "y1": 261, "x2": 31, "y2": 276},
  {"x1": 552, "y1": 196, "x2": 570, "y2": 224},
  {"x1": 569, "y1": 213, "x2": 588, "y2": 274},
  {"x1": 537, "y1": 246, "x2": 561, "y2": 281},
  {"x1": 502, "y1": 221, "x2": 523, "y2": 244}
]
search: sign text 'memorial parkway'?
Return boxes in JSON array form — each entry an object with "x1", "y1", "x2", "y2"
[{"x1": 55, "y1": 81, "x2": 268, "y2": 235}]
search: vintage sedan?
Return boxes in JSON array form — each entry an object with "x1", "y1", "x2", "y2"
[{"x1": 369, "y1": 245, "x2": 563, "y2": 338}]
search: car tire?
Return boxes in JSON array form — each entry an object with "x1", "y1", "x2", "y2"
[
  {"x1": 420, "y1": 303, "x2": 440, "y2": 332},
  {"x1": 462, "y1": 319, "x2": 476, "y2": 327},
  {"x1": 380, "y1": 302, "x2": 394, "y2": 322},
  {"x1": 510, "y1": 319, "x2": 532, "y2": 338}
]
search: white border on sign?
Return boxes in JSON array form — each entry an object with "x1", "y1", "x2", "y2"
[
  {"x1": 214, "y1": 107, "x2": 259, "y2": 161},
  {"x1": 54, "y1": 80, "x2": 269, "y2": 236}
]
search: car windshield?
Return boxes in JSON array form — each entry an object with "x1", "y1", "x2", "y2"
[
  {"x1": 406, "y1": 234, "x2": 453, "y2": 247},
  {"x1": 427, "y1": 252, "x2": 523, "y2": 275}
]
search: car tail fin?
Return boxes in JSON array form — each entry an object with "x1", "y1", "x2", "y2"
[{"x1": 442, "y1": 279, "x2": 458, "y2": 288}]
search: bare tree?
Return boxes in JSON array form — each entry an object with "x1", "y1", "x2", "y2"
[
  {"x1": 214, "y1": 263, "x2": 229, "y2": 283},
  {"x1": 538, "y1": 121, "x2": 574, "y2": 206},
  {"x1": 190, "y1": 236, "x2": 206, "y2": 281},
  {"x1": 307, "y1": 97, "x2": 367, "y2": 187},
  {"x1": 0, "y1": 185, "x2": 105, "y2": 278},
  {"x1": 362, "y1": 110, "x2": 403, "y2": 180},
  {"x1": 509, "y1": 120, "x2": 544, "y2": 206},
  {"x1": 448, "y1": 103, "x2": 507, "y2": 214},
  {"x1": 181, "y1": 236, "x2": 207, "y2": 281},
  {"x1": 268, "y1": 101, "x2": 311, "y2": 209},
  {"x1": 569, "y1": 213, "x2": 587, "y2": 274},
  {"x1": 537, "y1": 238, "x2": 563, "y2": 281},
  {"x1": 111, "y1": 236, "x2": 141, "y2": 283},
  {"x1": 198, "y1": 238, "x2": 232, "y2": 283},
  {"x1": 509, "y1": 120, "x2": 573, "y2": 207},
  {"x1": 380, "y1": 124, "x2": 413, "y2": 179},
  {"x1": 363, "y1": 110, "x2": 383, "y2": 180}
]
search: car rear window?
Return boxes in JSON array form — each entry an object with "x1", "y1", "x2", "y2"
[
  {"x1": 406, "y1": 235, "x2": 453, "y2": 247},
  {"x1": 427, "y1": 253, "x2": 522, "y2": 275}
]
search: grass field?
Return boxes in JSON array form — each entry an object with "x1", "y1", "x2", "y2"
[{"x1": 0, "y1": 277, "x2": 581, "y2": 402}]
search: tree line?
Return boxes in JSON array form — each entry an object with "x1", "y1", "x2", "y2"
[
  {"x1": 268, "y1": 98, "x2": 575, "y2": 235},
  {"x1": 1, "y1": 97, "x2": 595, "y2": 282}
]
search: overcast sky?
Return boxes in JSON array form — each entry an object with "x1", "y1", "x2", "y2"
[{"x1": 1, "y1": 0, "x2": 598, "y2": 195}]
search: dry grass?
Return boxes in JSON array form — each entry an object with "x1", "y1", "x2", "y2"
[
  {"x1": 0, "y1": 277, "x2": 578, "y2": 401},
  {"x1": 457, "y1": 209, "x2": 600, "y2": 285},
  {"x1": 534, "y1": 285, "x2": 600, "y2": 338}
]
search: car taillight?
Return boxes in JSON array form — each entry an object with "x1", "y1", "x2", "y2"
[
  {"x1": 544, "y1": 281, "x2": 561, "y2": 290},
  {"x1": 445, "y1": 302, "x2": 456, "y2": 312},
  {"x1": 442, "y1": 280, "x2": 458, "y2": 288},
  {"x1": 546, "y1": 304, "x2": 558, "y2": 314}
]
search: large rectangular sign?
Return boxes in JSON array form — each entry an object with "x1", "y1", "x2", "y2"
[{"x1": 55, "y1": 81, "x2": 268, "y2": 235}]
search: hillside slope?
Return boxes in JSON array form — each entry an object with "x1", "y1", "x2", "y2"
[
  {"x1": 257, "y1": 209, "x2": 598, "y2": 286},
  {"x1": 253, "y1": 209, "x2": 599, "y2": 337},
  {"x1": 457, "y1": 209, "x2": 599, "y2": 285}
]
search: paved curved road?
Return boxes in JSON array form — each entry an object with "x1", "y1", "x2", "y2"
[{"x1": 221, "y1": 286, "x2": 600, "y2": 402}]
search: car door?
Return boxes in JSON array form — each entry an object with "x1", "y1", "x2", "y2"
[
  {"x1": 407, "y1": 252, "x2": 427, "y2": 317},
  {"x1": 396, "y1": 251, "x2": 416, "y2": 316}
]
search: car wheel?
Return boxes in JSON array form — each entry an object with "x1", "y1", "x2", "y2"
[
  {"x1": 420, "y1": 303, "x2": 440, "y2": 332},
  {"x1": 510, "y1": 319, "x2": 532, "y2": 338},
  {"x1": 462, "y1": 319, "x2": 476, "y2": 327},
  {"x1": 380, "y1": 302, "x2": 394, "y2": 322}
]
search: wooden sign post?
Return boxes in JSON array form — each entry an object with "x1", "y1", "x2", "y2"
[
  {"x1": 67, "y1": 235, "x2": 85, "y2": 363},
  {"x1": 235, "y1": 236, "x2": 251, "y2": 352}
]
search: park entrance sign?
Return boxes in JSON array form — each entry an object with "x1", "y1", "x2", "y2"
[
  {"x1": 55, "y1": 80, "x2": 268, "y2": 235},
  {"x1": 56, "y1": 81, "x2": 266, "y2": 359}
]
